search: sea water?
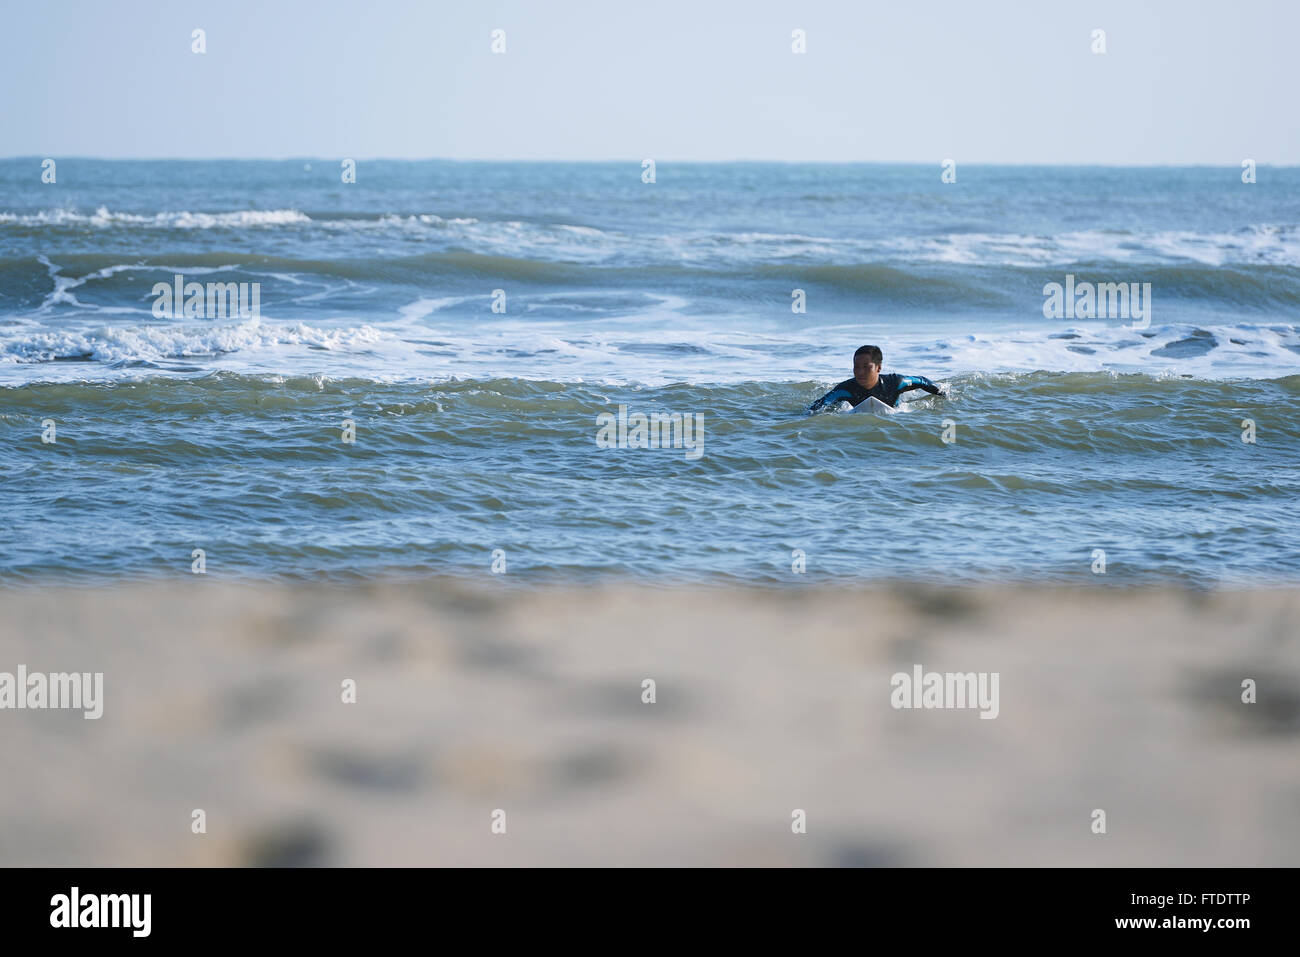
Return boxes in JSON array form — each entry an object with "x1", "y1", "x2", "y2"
[{"x1": 1, "y1": 160, "x2": 1297, "y2": 585}]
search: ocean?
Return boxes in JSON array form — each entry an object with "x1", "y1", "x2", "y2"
[{"x1": 1, "y1": 159, "x2": 1297, "y2": 586}]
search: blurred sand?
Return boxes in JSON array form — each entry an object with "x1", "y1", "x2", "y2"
[{"x1": 1, "y1": 579, "x2": 1297, "y2": 866}]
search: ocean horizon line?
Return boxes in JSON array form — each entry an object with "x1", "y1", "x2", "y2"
[{"x1": 4, "y1": 156, "x2": 1299, "y2": 169}]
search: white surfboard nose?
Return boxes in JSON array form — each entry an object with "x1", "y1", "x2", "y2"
[{"x1": 850, "y1": 396, "x2": 897, "y2": 416}]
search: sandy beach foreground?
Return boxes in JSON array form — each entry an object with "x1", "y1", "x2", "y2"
[{"x1": 1, "y1": 579, "x2": 1297, "y2": 867}]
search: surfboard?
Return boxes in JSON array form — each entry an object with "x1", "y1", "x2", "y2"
[{"x1": 850, "y1": 396, "x2": 896, "y2": 416}]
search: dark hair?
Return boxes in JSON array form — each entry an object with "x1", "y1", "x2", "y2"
[{"x1": 853, "y1": 345, "x2": 883, "y2": 365}]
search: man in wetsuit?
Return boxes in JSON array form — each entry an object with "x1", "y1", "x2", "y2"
[{"x1": 809, "y1": 344, "x2": 945, "y2": 412}]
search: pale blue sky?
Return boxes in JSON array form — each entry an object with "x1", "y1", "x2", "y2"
[{"x1": 1, "y1": 0, "x2": 1295, "y2": 163}]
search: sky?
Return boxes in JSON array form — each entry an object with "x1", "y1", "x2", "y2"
[{"x1": 1, "y1": 0, "x2": 1296, "y2": 164}]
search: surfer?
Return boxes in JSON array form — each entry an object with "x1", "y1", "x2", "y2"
[{"x1": 808, "y1": 345, "x2": 945, "y2": 412}]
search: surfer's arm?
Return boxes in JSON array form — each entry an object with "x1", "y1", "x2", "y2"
[
  {"x1": 809, "y1": 386, "x2": 855, "y2": 412},
  {"x1": 896, "y1": 375, "x2": 944, "y2": 397}
]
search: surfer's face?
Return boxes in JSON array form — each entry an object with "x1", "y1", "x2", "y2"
[{"x1": 854, "y1": 357, "x2": 880, "y2": 388}]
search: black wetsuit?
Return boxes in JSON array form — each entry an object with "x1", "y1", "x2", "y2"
[{"x1": 809, "y1": 373, "x2": 942, "y2": 412}]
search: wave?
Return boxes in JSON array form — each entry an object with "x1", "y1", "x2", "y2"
[
  {"x1": 5, "y1": 251, "x2": 1300, "y2": 314},
  {"x1": 874, "y1": 224, "x2": 1300, "y2": 268},
  {"x1": 4, "y1": 367, "x2": 1297, "y2": 413},
  {"x1": 1, "y1": 280, "x2": 1297, "y2": 386},
  {"x1": 1, "y1": 312, "x2": 1297, "y2": 381},
  {"x1": 4, "y1": 207, "x2": 1300, "y2": 268},
  {"x1": 0, "y1": 208, "x2": 488, "y2": 230},
  {"x1": 0, "y1": 207, "x2": 312, "y2": 228},
  {"x1": 0, "y1": 318, "x2": 389, "y2": 365},
  {"x1": 760, "y1": 262, "x2": 1300, "y2": 309}
]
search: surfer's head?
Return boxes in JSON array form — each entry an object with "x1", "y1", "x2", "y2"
[{"x1": 853, "y1": 345, "x2": 882, "y2": 388}]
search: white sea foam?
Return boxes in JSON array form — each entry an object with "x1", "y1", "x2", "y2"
[
  {"x1": 397, "y1": 296, "x2": 473, "y2": 321},
  {"x1": 33, "y1": 257, "x2": 249, "y2": 314},
  {"x1": 1, "y1": 207, "x2": 311, "y2": 228},
  {"x1": 5, "y1": 307, "x2": 1295, "y2": 386},
  {"x1": 878, "y1": 226, "x2": 1300, "y2": 267},
  {"x1": 8, "y1": 206, "x2": 1296, "y2": 267},
  {"x1": 689, "y1": 226, "x2": 1300, "y2": 268},
  {"x1": 0, "y1": 319, "x2": 390, "y2": 365}
]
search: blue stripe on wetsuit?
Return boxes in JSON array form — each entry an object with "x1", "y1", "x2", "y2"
[
  {"x1": 894, "y1": 375, "x2": 940, "y2": 399},
  {"x1": 809, "y1": 387, "x2": 855, "y2": 412}
]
